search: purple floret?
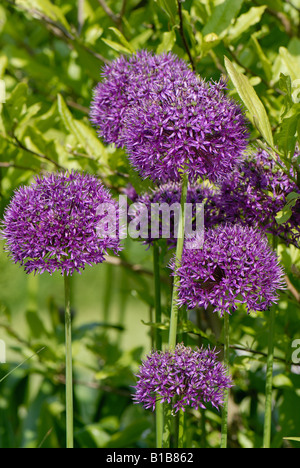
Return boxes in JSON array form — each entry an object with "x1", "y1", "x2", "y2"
[
  {"x1": 171, "y1": 224, "x2": 285, "y2": 316},
  {"x1": 132, "y1": 344, "x2": 232, "y2": 413},
  {"x1": 218, "y1": 148, "x2": 300, "y2": 247},
  {"x1": 128, "y1": 181, "x2": 221, "y2": 247},
  {"x1": 1, "y1": 171, "x2": 122, "y2": 275},
  {"x1": 90, "y1": 50, "x2": 198, "y2": 147}
]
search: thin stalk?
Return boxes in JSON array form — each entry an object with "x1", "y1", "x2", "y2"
[
  {"x1": 221, "y1": 312, "x2": 230, "y2": 449},
  {"x1": 64, "y1": 273, "x2": 74, "y2": 449},
  {"x1": 162, "y1": 404, "x2": 172, "y2": 448},
  {"x1": 200, "y1": 408, "x2": 207, "y2": 448},
  {"x1": 263, "y1": 235, "x2": 278, "y2": 449},
  {"x1": 177, "y1": 410, "x2": 185, "y2": 448},
  {"x1": 153, "y1": 242, "x2": 164, "y2": 448},
  {"x1": 164, "y1": 172, "x2": 188, "y2": 448},
  {"x1": 263, "y1": 306, "x2": 276, "y2": 448},
  {"x1": 153, "y1": 242, "x2": 162, "y2": 351},
  {"x1": 168, "y1": 172, "x2": 189, "y2": 350},
  {"x1": 156, "y1": 401, "x2": 164, "y2": 448}
]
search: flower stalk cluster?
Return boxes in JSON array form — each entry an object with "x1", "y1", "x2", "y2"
[{"x1": 1, "y1": 47, "x2": 290, "y2": 449}]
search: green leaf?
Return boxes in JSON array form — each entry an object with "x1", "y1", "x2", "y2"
[
  {"x1": 0, "y1": 79, "x2": 5, "y2": 105},
  {"x1": 181, "y1": 320, "x2": 216, "y2": 344},
  {"x1": 15, "y1": 0, "x2": 70, "y2": 31},
  {"x1": 57, "y1": 94, "x2": 110, "y2": 171},
  {"x1": 250, "y1": 35, "x2": 273, "y2": 82},
  {"x1": 224, "y1": 56, "x2": 274, "y2": 148},
  {"x1": 154, "y1": 0, "x2": 178, "y2": 23},
  {"x1": 275, "y1": 192, "x2": 300, "y2": 225},
  {"x1": 101, "y1": 38, "x2": 133, "y2": 55},
  {"x1": 202, "y1": 0, "x2": 244, "y2": 38},
  {"x1": 273, "y1": 374, "x2": 294, "y2": 388},
  {"x1": 2, "y1": 82, "x2": 28, "y2": 134},
  {"x1": 156, "y1": 30, "x2": 176, "y2": 54},
  {"x1": 104, "y1": 418, "x2": 150, "y2": 448},
  {"x1": 26, "y1": 311, "x2": 49, "y2": 339},
  {"x1": 227, "y1": 6, "x2": 266, "y2": 42},
  {"x1": 108, "y1": 27, "x2": 135, "y2": 53},
  {"x1": 5, "y1": 82, "x2": 27, "y2": 118},
  {"x1": 279, "y1": 47, "x2": 300, "y2": 82},
  {"x1": 72, "y1": 43, "x2": 103, "y2": 82},
  {"x1": 275, "y1": 104, "x2": 300, "y2": 157},
  {"x1": 196, "y1": 32, "x2": 221, "y2": 57},
  {"x1": 283, "y1": 437, "x2": 300, "y2": 442}
]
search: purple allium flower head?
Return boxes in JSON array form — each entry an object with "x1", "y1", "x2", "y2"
[
  {"x1": 128, "y1": 182, "x2": 221, "y2": 247},
  {"x1": 121, "y1": 74, "x2": 249, "y2": 183},
  {"x1": 218, "y1": 148, "x2": 300, "y2": 247},
  {"x1": 132, "y1": 344, "x2": 232, "y2": 413},
  {"x1": 90, "y1": 50, "x2": 197, "y2": 147},
  {"x1": 1, "y1": 171, "x2": 122, "y2": 275},
  {"x1": 171, "y1": 224, "x2": 285, "y2": 316}
]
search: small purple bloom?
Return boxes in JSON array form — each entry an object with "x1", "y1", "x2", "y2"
[
  {"x1": 133, "y1": 344, "x2": 232, "y2": 413},
  {"x1": 1, "y1": 171, "x2": 122, "y2": 275},
  {"x1": 171, "y1": 224, "x2": 285, "y2": 316},
  {"x1": 218, "y1": 148, "x2": 300, "y2": 247},
  {"x1": 128, "y1": 182, "x2": 221, "y2": 247}
]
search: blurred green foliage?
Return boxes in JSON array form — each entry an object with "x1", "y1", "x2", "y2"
[{"x1": 0, "y1": 0, "x2": 300, "y2": 448}]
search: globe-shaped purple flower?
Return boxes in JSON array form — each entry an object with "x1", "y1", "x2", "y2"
[
  {"x1": 90, "y1": 50, "x2": 197, "y2": 147},
  {"x1": 132, "y1": 344, "x2": 232, "y2": 413},
  {"x1": 171, "y1": 224, "x2": 285, "y2": 316},
  {"x1": 1, "y1": 171, "x2": 122, "y2": 275},
  {"x1": 218, "y1": 148, "x2": 300, "y2": 247},
  {"x1": 122, "y1": 74, "x2": 249, "y2": 183},
  {"x1": 128, "y1": 181, "x2": 221, "y2": 247}
]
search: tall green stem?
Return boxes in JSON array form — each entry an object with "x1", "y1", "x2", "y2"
[
  {"x1": 153, "y1": 242, "x2": 162, "y2": 351},
  {"x1": 156, "y1": 401, "x2": 164, "y2": 448},
  {"x1": 263, "y1": 236, "x2": 278, "y2": 449},
  {"x1": 177, "y1": 410, "x2": 185, "y2": 448},
  {"x1": 164, "y1": 172, "x2": 188, "y2": 448},
  {"x1": 221, "y1": 312, "x2": 230, "y2": 449},
  {"x1": 263, "y1": 306, "x2": 276, "y2": 448},
  {"x1": 153, "y1": 242, "x2": 163, "y2": 447},
  {"x1": 64, "y1": 273, "x2": 74, "y2": 449},
  {"x1": 168, "y1": 172, "x2": 188, "y2": 350}
]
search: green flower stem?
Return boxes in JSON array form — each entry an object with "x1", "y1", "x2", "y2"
[
  {"x1": 263, "y1": 306, "x2": 276, "y2": 448},
  {"x1": 177, "y1": 410, "x2": 185, "y2": 448},
  {"x1": 221, "y1": 312, "x2": 230, "y2": 449},
  {"x1": 168, "y1": 172, "x2": 189, "y2": 350},
  {"x1": 162, "y1": 404, "x2": 172, "y2": 448},
  {"x1": 153, "y1": 242, "x2": 162, "y2": 351},
  {"x1": 156, "y1": 401, "x2": 164, "y2": 448},
  {"x1": 153, "y1": 242, "x2": 163, "y2": 447},
  {"x1": 263, "y1": 235, "x2": 278, "y2": 449},
  {"x1": 64, "y1": 272, "x2": 74, "y2": 449},
  {"x1": 164, "y1": 172, "x2": 188, "y2": 448}
]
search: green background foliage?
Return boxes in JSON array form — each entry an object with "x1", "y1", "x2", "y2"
[{"x1": 0, "y1": 0, "x2": 300, "y2": 448}]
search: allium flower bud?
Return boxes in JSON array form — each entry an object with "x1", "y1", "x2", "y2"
[
  {"x1": 132, "y1": 344, "x2": 232, "y2": 413},
  {"x1": 1, "y1": 171, "x2": 122, "y2": 275},
  {"x1": 171, "y1": 224, "x2": 285, "y2": 316}
]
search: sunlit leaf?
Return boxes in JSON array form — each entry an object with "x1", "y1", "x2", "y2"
[
  {"x1": 224, "y1": 56, "x2": 274, "y2": 148},
  {"x1": 202, "y1": 0, "x2": 244, "y2": 37}
]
